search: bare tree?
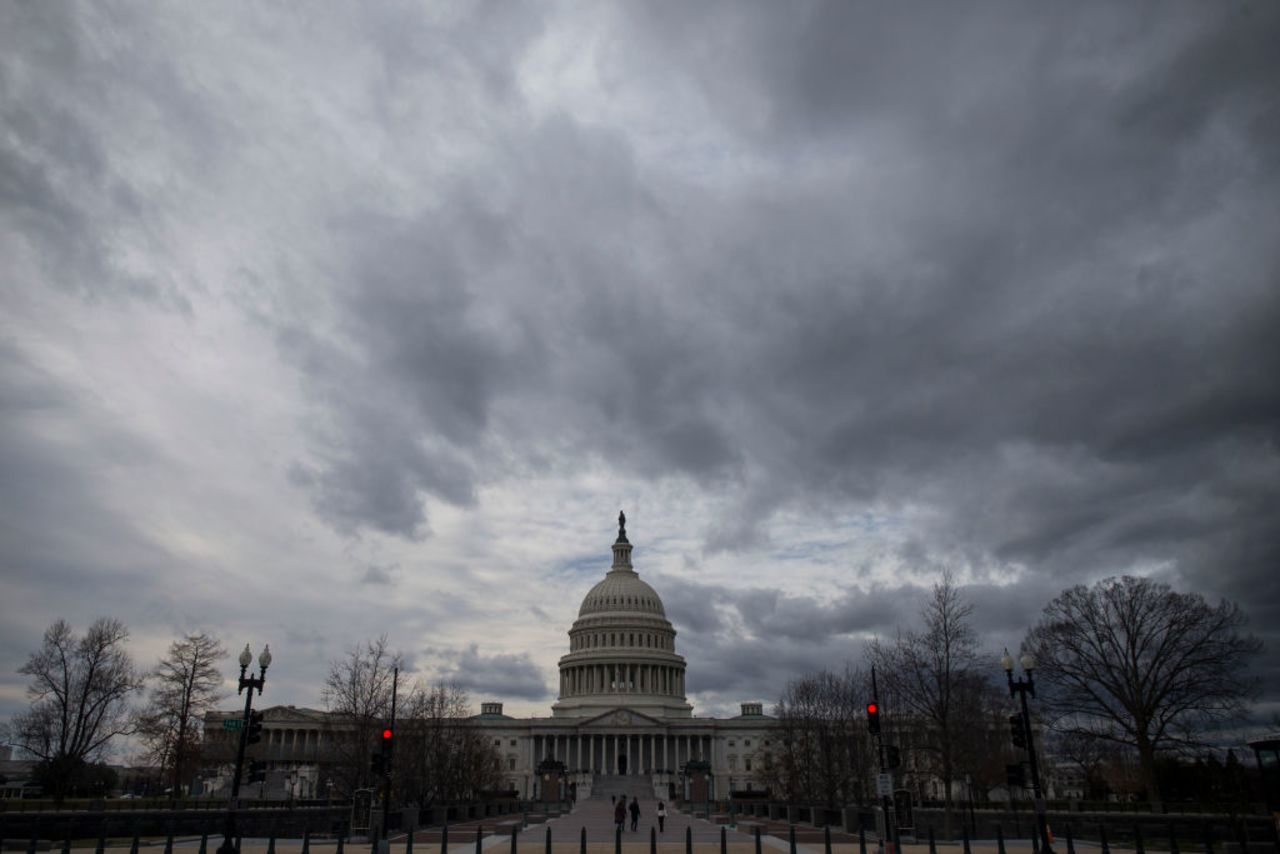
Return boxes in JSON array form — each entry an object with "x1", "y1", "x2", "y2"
[
  {"x1": 1023, "y1": 575, "x2": 1262, "y2": 803},
  {"x1": 137, "y1": 632, "x2": 226, "y2": 795},
  {"x1": 869, "y1": 574, "x2": 992, "y2": 837},
  {"x1": 322, "y1": 636, "x2": 401, "y2": 795},
  {"x1": 396, "y1": 683, "x2": 502, "y2": 808},
  {"x1": 759, "y1": 668, "x2": 873, "y2": 807},
  {"x1": 12, "y1": 618, "x2": 145, "y2": 801}
]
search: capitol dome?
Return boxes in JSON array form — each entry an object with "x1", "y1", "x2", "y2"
[{"x1": 551, "y1": 513, "x2": 691, "y2": 719}]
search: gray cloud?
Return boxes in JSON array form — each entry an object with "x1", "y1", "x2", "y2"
[
  {"x1": 434, "y1": 645, "x2": 549, "y2": 702},
  {"x1": 1, "y1": 1, "x2": 1277, "y2": 726}
]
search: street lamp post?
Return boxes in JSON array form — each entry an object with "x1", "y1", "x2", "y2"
[
  {"x1": 218, "y1": 643, "x2": 272, "y2": 854},
  {"x1": 1002, "y1": 649, "x2": 1053, "y2": 854}
]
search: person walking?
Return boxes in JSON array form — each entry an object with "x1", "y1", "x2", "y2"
[
  {"x1": 614, "y1": 798, "x2": 626, "y2": 834},
  {"x1": 629, "y1": 796, "x2": 641, "y2": 832},
  {"x1": 656, "y1": 801, "x2": 667, "y2": 833}
]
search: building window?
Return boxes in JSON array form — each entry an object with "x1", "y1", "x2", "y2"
[
  {"x1": 744, "y1": 740, "x2": 751, "y2": 746},
  {"x1": 745, "y1": 758, "x2": 752, "y2": 772},
  {"x1": 510, "y1": 739, "x2": 517, "y2": 746},
  {"x1": 728, "y1": 739, "x2": 736, "y2": 747},
  {"x1": 508, "y1": 756, "x2": 516, "y2": 771},
  {"x1": 494, "y1": 739, "x2": 501, "y2": 746}
]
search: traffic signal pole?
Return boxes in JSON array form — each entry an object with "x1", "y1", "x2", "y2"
[
  {"x1": 377, "y1": 667, "x2": 398, "y2": 854},
  {"x1": 870, "y1": 667, "x2": 898, "y2": 854}
]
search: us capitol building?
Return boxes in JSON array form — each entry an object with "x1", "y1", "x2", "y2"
[{"x1": 210, "y1": 514, "x2": 775, "y2": 800}]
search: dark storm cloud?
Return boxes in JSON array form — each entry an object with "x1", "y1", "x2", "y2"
[
  {"x1": 434, "y1": 644, "x2": 548, "y2": 701},
  {"x1": 2, "y1": 0, "x2": 1278, "y2": 719}
]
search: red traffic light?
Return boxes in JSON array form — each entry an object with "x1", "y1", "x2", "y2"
[
  {"x1": 382, "y1": 728, "x2": 393, "y2": 740},
  {"x1": 866, "y1": 703, "x2": 878, "y2": 715}
]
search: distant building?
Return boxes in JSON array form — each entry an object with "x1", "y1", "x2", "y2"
[{"x1": 205, "y1": 514, "x2": 775, "y2": 800}]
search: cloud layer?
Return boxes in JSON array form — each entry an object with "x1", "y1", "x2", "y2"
[{"x1": 2, "y1": 2, "x2": 1277, "y2": 734}]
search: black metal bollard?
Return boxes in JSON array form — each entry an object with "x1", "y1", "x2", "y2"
[
  {"x1": 928, "y1": 825, "x2": 937, "y2": 854},
  {"x1": 1099, "y1": 823, "x2": 1110, "y2": 854},
  {"x1": 1201, "y1": 821, "x2": 1212, "y2": 854},
  {"x1": 405, "y1": 827, "x2": 413, "y2": 854},
  {"x1": 511, "y1": 824, "x2": 518, "y2": 854},
  {"x1": 1033, "y1": 827, "x2": 1040, "y2": 854},
  {"x1": 444, "y1": 824, "x2": 450, "y2": 854},
  {"x1": 996, "y1": 824, "x2": 1006, "y2": 854},
  {"x1": 685, "y1": 824, "x2": 692, "y2": 854},
  {"x1": 1135, "y1": 823, "x2": 1145, "y2": 854},
  {"x1": 1066, "y1": 823, "x2": 1075, "y2": 854},
  {"x1": 62, "y1": 838, "x2": 73, "y2": 854},
  {"x1": 858, "y1": 825, "x2": 866, "y2": 854},
  {"x1": 759, "y1": 824, "x2": 766, "y2": 854},
  {"x1": 199, "y1": 829, "x2": 209, "y2": 854},
  {"x1": 130, "y1": 823, "x2": 142, "y2": 854},
  {"x1": 580, "y1": 826, "x2": 586, "y2": 854},
  {"x1": 963, "y1": 823, "x2": 972, "y2": 854},
  {"x1": 723, "y1": 826, "x2": 729, "y2": 854},
  {"x1": 268, "y1": 830, "x2": 277, "y2": 854},
  {"x1": 790, "y1": 824, "x2": 798, "y2": 854},
  {"x1": 1168, "y1": 822, "x2": 1179, "y2": 854},
  {"x1": 338, "y1": 832, "x2": 346, "y2": 854},
  {"x1": 303, "y1": 828, "x2": 312, "y2": 854},
  {"x1": 652, "y1": 826, "x2": 657, "y2": 854},
  {"x1": 480, "y1": 825, "x2": 486, "y2": 854},
  {"x1": 27, "y1": 821, "x2": 39, "y2": 854},
  {"x1": 165, "y1": 825, "x2": 175, "y2": 854},
  {"x1": 545, "y1": 825, "x2": 551, "y2": 854},
  {"x1": 97, "y1": 821, "x2": 108, "y2": 854},
  {"x1": 619, "y1": 824, "x2": 625, "y2": 854},
  {"x1": 1235, "y1": 818, "x2": 1250, "y2": 854},
  {"x1": 825, "y1": 824, "x2": 833, "y2": 854}
]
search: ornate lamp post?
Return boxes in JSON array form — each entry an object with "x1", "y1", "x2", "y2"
[
  {"x1": 218, "y1": 643, "x2": 272, "y2": 854},
  {"x1": 1002, "y1": 649, "x2": 1053, "y2": 854}
]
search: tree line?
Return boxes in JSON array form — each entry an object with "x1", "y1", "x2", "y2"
[
  {"x1": 4, "y1": 625, "x2": 501, "y2": 805},
  {"x1": 760, "y1": 574, "x2": 1262, "y2": 836}
]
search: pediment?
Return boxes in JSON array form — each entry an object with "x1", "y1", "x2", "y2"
[{"x1": 578, "y1": 708, "x2": 664, "y2": 729}]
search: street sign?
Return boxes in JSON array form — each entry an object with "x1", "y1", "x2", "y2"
[
  {"x1": 222, "y1": 719, "x2": 243, "y2": 731},
  {"x1": 876, "y1": 772, "x2": 893, "y2": 797}
]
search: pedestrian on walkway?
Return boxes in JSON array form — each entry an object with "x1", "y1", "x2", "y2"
[
  {"x1": 629, "y1": 796, "x2": 640, "y2": 832},
  {"x1": 614, "y1": 798, "x2": 626, "y2": 833},
  {"x1": 656, "y1": 801, "x2": 666, "y2": 833}
]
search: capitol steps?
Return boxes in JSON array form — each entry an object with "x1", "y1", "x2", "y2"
[{"x1": 588, "y1": 774, "x2": 659, "y2": 802}]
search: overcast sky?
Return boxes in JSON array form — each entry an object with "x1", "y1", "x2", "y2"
[{"x1": 3, "y1": 2, "x2": 1278, "y2": 750}]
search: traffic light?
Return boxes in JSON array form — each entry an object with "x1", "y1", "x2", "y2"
[
  {"x1": 248, "y1": 761, "x2": 267, "y2": 784},
  {"x1": 371, "y1": 753, "x2": 386, "y2": 775},
  {"x1": 247, "y1": 709, "x2": 265, "y2": 745},
  {"x1": 1009, "y1": 713, "x2": 1026, "y2": 749},
  {"x1": 866, "y1": 702, "x2": 881, "y2": 735},
  {"x1": 1005, "y1": 763, "x2": 1026, "y2": 788},
  {"x1": 886, "y1": 745, "x2": 902, "y2": 770}
]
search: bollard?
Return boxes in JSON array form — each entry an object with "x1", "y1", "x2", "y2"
[
  {"x1": 722, "y1": 826, "x2": 729, "y2": 854},
  {"x1": 963, "y1": 824, "x2": 971, "y2": 854},
  {"x1": 1135, "y1": 823, "x2": 1145, "y2": 854},
  {"x1": 928, "y1": 825, "x2": 937, "y2": 854},
  {"x1": 130, "y1": 823, "x2": 141, "y2": 854},
  {"x1": 686, "y1": 824, "x2": 692, "y2": 854},
  {"x1": 236, "y1": 834, "x2": 242, "y2": 854},
  {"x1": 825, "y1": 824, "x2": 833, "y2": 854},
  {"x1": 759, "y1": 825, "x2": 766, "y2": 854},
  {"x1": 1235, "y1": 818, "x2": 1250, "y2": 854},
  {"x1": 27, "y1": 823, "x2": 39, "y2": 854},
  {"x1": 1100, "y1": 823, "x2": 1110, "y2": 854},
  {"x1": 652, "y1": 826, "x2": 657, "y2": 854},
  {"x1": 165, "y1": 827, "x2": 175, "y2": 854},
  {"x1": 1033, "y1": 827, "x2": 1040, "y2": 854},
  {"x1": 1168, "y1": 823, "x2": 1179, "y2": 854},
  {"x1": 1066, "y1": 824, "x2": 1075, "y2": 854},
  {"x1": 790, "y1": 824, "x2": 798, "y2": 854},
  {"x1": 444, "y1": 824, "x2": 450, "y2": 854},
  {"x1": 859, "y1": 826, "x2": 867, "y2": 854},
  {"x1": 1201, "y1": 821, "x2": 1212, "y2": 854},
  {"x1": 619, "y1": 824, "x2": 625, "y2": 854},
  {"x1": 200, "y1": 829, "x2": 209, "y2": 854},
  {"x1": 511, "y1": 824, "x2": 518, "y2": 854},
  {"x1": 480, "y1": 825, "x2": 486, "y2": 854},
  {"x1": 581, "y1": 827, "x2": 587, "y2": 854},
  {"x1": 268, "y1": 831, "x2": 277, "y2": 854},
  {"x1": 338, "y1": 832, "x2": 346, "y2": 854},
  {"x1": 545, "y1": 825, "x2": 551, "y2": 854},
  {"x1": 63, "y1": 838, "x2": 73, "y2": 854},
  {"x1": 996, "y1": 825, "x2": 1006, "y2": 854},
  {"x1": 406, "y1": 827, "x2": 414, "y2": 854}
]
